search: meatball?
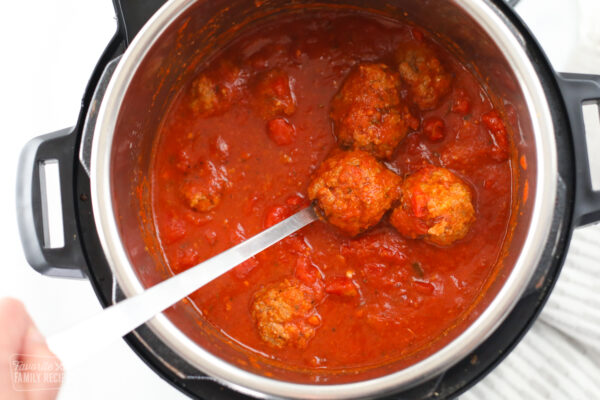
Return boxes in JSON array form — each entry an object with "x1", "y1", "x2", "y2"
[
  {"x1": 308, "y1": 150, "x2": 402, "y2": 236},
  {"x1": 251, "y1": 279, "x2": 321, "y2": 349},
  {"x1": 251, "y1": 68, "x2": 297, "y2": 119},
  {"x1": 330, "y1": 63, "x2": 418, "y2": 159},
  {"x1": 390, "y1": 165, "x2": 475, "y2": 246},
  {"x1": 180, "y1": 161, "x2": 230, "y2": 212},
  {"x1": 396, "y1": 44, "x2": 452, "y2": 111},
  {"x1": 190, "y1": 60, "x2": 247, "y2": 117}
]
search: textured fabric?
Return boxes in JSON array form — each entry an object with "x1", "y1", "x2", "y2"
[
  {"x1": 543, "y1": 227, "x2": 600, "y2": 353},
  {"x1": 465, "y1": 227, "x2": 600, "y2": 399}
]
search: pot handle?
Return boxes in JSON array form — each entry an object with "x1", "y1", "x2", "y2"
[
  {"x1": 557, "y1": 73, "x2": 600, "y2": 227},
  {"x1": 16, "y1": 128, "x2": 87, "y2": 278},
  {"x1": 113, "y1": 0, "x2": 168, "y2": 45}
]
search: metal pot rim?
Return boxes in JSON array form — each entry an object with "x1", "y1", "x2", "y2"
[{"x1": 90, "y1": 0, "x2": 558, "y2": 398}]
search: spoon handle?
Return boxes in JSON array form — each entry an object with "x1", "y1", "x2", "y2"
[{"x1": 46, "y1": 206, "x2": 318, "y2": 370}]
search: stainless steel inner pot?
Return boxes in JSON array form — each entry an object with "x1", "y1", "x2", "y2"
[{"x1": 90, "y1": 0, "x2": 557, "y2": 398}]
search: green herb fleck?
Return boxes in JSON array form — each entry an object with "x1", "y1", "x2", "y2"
[{"x1": 412, "y1": 261, "x2": 424, "y2": 277}]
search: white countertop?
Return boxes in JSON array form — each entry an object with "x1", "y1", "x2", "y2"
[{"x1": 0, "y1": 0, "x2": 598, "y2": 399}]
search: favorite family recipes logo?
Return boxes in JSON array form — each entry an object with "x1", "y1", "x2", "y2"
[{"x1": 9, "y1": 355, "x2": 64, "y2": 391}]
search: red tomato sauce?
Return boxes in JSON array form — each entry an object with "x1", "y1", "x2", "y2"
[{"x1": 150, "y1": 12, "x2": 512, "y2": 372}]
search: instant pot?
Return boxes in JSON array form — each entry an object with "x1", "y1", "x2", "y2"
[{"x1": 16, "y1": 0, "x2": 600, "y2": 398}]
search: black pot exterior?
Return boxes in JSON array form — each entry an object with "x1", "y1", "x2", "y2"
[{"x1": 18, "y1": 0, "x2": 599, "y2": 399}]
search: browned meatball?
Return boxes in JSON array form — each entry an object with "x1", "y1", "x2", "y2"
[
  {"x1": 308, "y1": 150, "x2": 402, "y2": 236},
  {"x1": 180, "y1": 161, "x2": 230, "y2": 212},
  {"x1": 396, "y1": 44, "x2": 452, "y2": 111},
  {"x1": 390, "y1": 165, "x2": 475, "y2": 246},
  {"x1": 251, "y1": 68, "x2": 297, "y2": 119},
  {"x1": 330, "y1": 63, "x2": 418, "y2": 159},
  {"x1": 251, "y1": 279, "x2": 321, "y2": 349},
  {"x1": 190, "y1": 60, "x2": 247, "y2": 117}
]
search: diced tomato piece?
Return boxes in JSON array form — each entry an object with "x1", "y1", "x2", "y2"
[
  {"x1": 341, "y1": 232, "x2": 408, "y2": 265},
  {"x1": 481, "y1": 110, "x2": 505, "y2": 132},
  {"x1": 264, "y1": 205, "x2": 290, "y2": 228},
  {"x1": 173, "y1": 246, "x2": 200, "y2": 270},
  {"x1": 451, "y1": 89, "x2": 471, "y2": 116},
  {"x1": 422, "y1": 116, "x2": 445, "y2": 142},
  {"x1": 295, "y1": 256, "x2": 321, "y2": 286},
  {"x1": 482, "y1": 110, "x2": 509, "y2": 162},
  {"x1": 285, "y1": 194, "x2": 305, "y2": 207},
  {"x1": 267, "y1": 118, "x2": 295, "y2": 146},
  {"x1": 282, "y1": 235, "x2": 310, "y2": 255},
  {"x1": 412, "y1": 279, "x2": 435, "y2": 295},
  {"x1": 411, "y1": 27, "x2": 424, "y2": 42},
  {"x1": 162, "y1": 215, "x2": 187, "y2": 245},
  {"x1": 378, "y1": 248, "x2": 408, "y2": 266},
  {"x1": 489, "y1": 144, "x2": 509, "y2": 162},
  {"x1": 325, "y1": 276, "x2": 358, "y2": 297}
]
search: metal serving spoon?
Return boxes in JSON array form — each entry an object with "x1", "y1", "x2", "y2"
[{"x1": 47, "y1": 206, "x2": 318, "y2": 370}]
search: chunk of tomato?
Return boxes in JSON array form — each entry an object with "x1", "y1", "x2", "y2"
[
  {"x1": 422, "y1": 116, "x2": 445, "y2": 142},
  {"x1": 264, "y1": 205, "x2": 290, "y2": 228},
  {"x1": 412, "y1": 279, "x2": 435, "y2": 295},
  {"x1": 325, "y1": 276, "x2": 358, "y2": 297},
  {"x1": 482, "y1": 110, "x2": 509, "y2": 162},
  {"x1": 295, "y1": 256, "x2": 321, "y2": 286},
  {"x1": 267, "y1": 118, "x2": 295, "y2": 146},
  {"x1": 451, "y1": 89, "x2": 471, "y2": 116}
]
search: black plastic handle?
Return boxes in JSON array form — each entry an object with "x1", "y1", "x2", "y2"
[
  {"x1": 16, "y1": 128, "x2": 86, "y2": 278},
  {"x1": 113, "y1": 0, "x2": 168, "y2": 45},
  {"x1": 557, "y1": 73, "x2": 600, "y2": 227},
  {"x1": 15, "y1": 0, "x2": 163, "y2": 279}
]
